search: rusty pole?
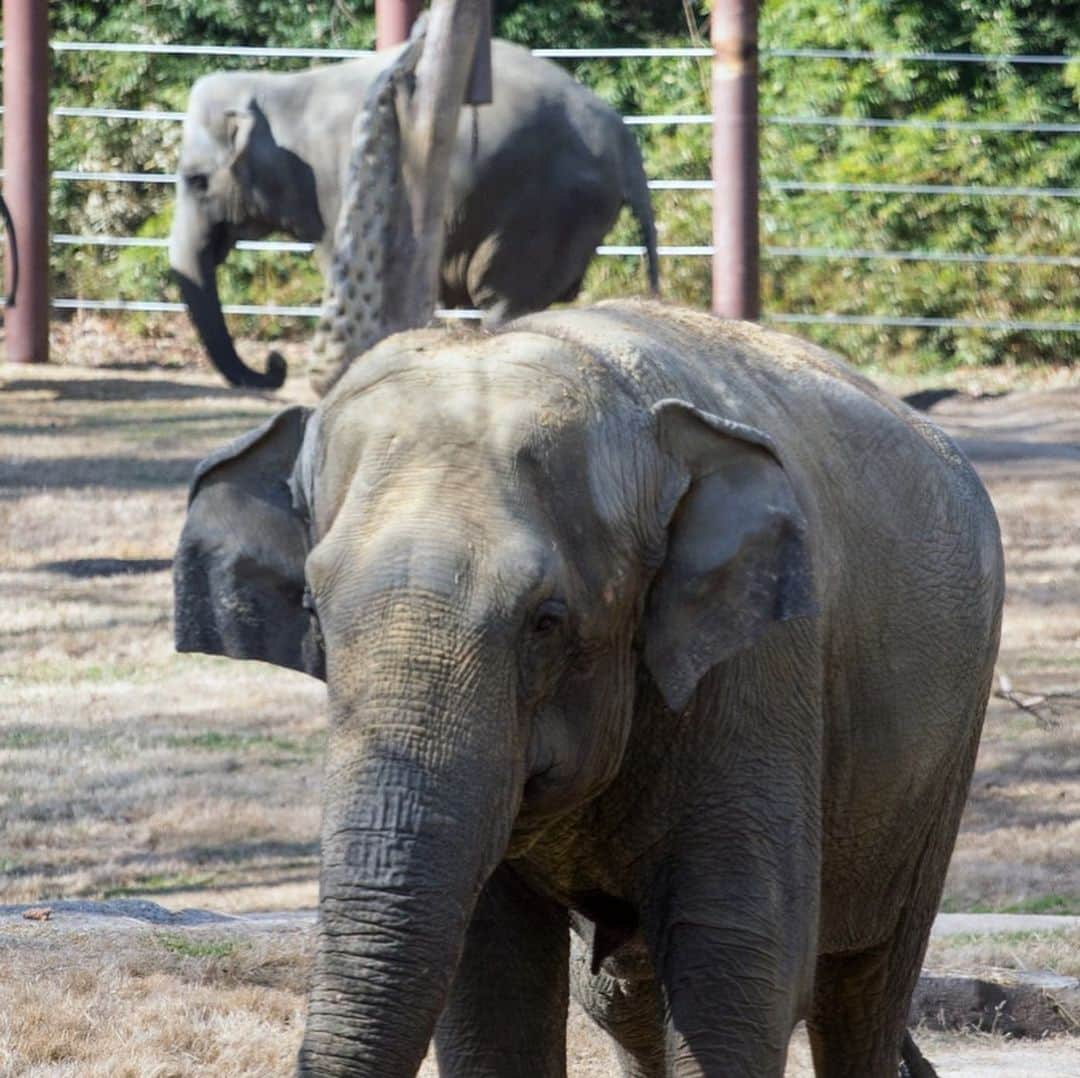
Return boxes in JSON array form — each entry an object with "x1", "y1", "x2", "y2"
[
  {"x1": 375, "y1": 0, "x2": 420, "y2": 50},
  {"x1": 711, "y1": 0, "x2": 759, "y2": 321},
  {"x1": 3, "y1": 0, "x2": 50, "y2": 362}
]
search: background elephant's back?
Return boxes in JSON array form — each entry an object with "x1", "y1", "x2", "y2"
[
  {"x1": 465, "y1": 41, "x2": 627, "y2": 185},
  {"x1": 440, "y1": 42, "x2": 630, "y2": 308}
]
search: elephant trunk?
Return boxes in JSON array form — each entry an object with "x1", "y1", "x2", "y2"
[
  {"x1": 299, "y1": 623, "x2": 524, "y2": 1076},
  {"x1": 168, "y1": 210, "x2": 287, "y2": 389}
]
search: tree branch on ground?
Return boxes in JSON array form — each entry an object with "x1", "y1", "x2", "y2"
[{"x1": 994, "y1": 672, "x2": 1080, "y2": 729}]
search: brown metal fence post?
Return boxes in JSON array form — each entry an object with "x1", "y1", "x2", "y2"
[
  {"x1": 711, "y1": 0, "x2": 759, "y2": 321},
  {"x1": 376, "y1": 0, "x2": 421, "y2": 50},
  {"x1": 3, "y1": 0, "x2": 50, "y2": 363}
]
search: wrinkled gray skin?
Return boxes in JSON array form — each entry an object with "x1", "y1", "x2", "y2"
[
  {"x1": 169, "y1": 40, "x2": 659, "y2": 389},
  {"x1": 174, "y1": 300, "x2": 1003, "y2": 1077}
]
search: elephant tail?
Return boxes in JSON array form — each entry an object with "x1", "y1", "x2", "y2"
[
  {"x1": 900, "y1": 1030, "x2": 939, "y2": 1078},
  {"x1": 620, "y1": 125, "x2": 659, "y2": 294},
  {"x1": 0, "y1": 193, "x2": 19, "y2": 307}
]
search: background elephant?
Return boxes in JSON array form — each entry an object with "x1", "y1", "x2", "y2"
[
  {"x1": 174, "y1": 300, "x2": 1003, "y2": 1076},
  {"x1": 169, "y1": 40, "x2": 659, "y2": 389}
]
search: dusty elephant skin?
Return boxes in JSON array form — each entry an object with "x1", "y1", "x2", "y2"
[
  {"x1": 173, "y1": 300, "x2": 1004, "y2": 1077},
  {"x1": 168, "y1": 40, "x2": 659, "y2": 389}
]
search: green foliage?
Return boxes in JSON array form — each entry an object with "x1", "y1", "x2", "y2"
[
  {"x1": 45, "y1": 0, "x2": 1079, "y2": 369},
  {"x1": 754, "y1": 0, "x2": 1080, "y2": 367}
]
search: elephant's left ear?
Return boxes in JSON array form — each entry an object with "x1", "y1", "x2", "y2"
[
  {"x1": 173, "y1": 405, "x2": 324, "y2": 679},
  {"x1": 223, "y1": 100, "x2": 257, "y2": 165},
  {"x1": 642, "y1": 399, "x2": 816, "y2": 713}
]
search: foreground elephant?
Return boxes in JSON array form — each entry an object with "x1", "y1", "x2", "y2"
[
  {"x1": 169, "y1": 40, "x2": 659, "y2": 389},
  {"x1": 174, "y1": 301, "x2": 1003, "y2": 1076}
]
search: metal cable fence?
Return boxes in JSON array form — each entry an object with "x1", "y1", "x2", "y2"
[{"x1": 2, "y1": 40, "x2": 1077, "y2": 338}]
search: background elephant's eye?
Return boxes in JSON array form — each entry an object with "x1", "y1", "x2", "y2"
[
  {"x1": 184, "y1": 172, "x2": 209, "y2": 193},
  {"x1": 532, "y1": 599, "x2": 567, "y2": 635}
]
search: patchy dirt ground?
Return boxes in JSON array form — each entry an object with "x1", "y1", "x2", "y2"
[
  {"x1": 1, "y1": 335, "x2": 1077, "y2": 1075},
  {"x1": 2, "y1": 910, "x2": 1078, "y2": 1077}
]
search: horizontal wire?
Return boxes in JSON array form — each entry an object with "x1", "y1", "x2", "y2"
[
  {"x1": 48, "y1": 170, "x2": 176, "y2": 183},
  {"x1": 52, "y1": 297, "x2": 483, "y2": 319},
  {"x1": 762, "y1": 48, "x2": 1078, "y2": 65},
  {"x1": 56, "y1": 172, "x2": 1080, "y2": 197},
  {"x1": 768, "y1": 115, "x2": 1080, "y2": 133},
  {"x1": 623, "y1": 114, "x2": 712, "y2": 125},
  {"x1": 52, "y1": 298, "x2": 1079, "y2": 333},
  {"x1": 530, "y1": 47, "x2": 714, "y2": 58},
  {"x1": 768, "y1": 180, "x2": 1080, "y2": 197},
  {"x1": 42, "y1": 41, "x2": 373, "y2": 59},
  {"x1": 4, "y1": 41, "x2": 1075, "y2": 64},
  {"x1": 0, "y1": 40, "x2": 710, "y2": 59},
  {"x1": 764, "y1": 245, "x2": 1080, "y2": 267},
  {"x1": 648, "y1": 179, "x2": 713, "y2": 190},
  {"x1": 650, "y1": 179, "x2": 1080, "y2": 196},
  {"x1": 15, "y1": 107, "x2": 718, "y2": 126},
  {"x1": 11, "y1": 106, "x2": 1080, "y2": 134},
  {"x1": 51, "y1": 236, "x2": 1080, "y2": 267},
  {"x1": 51, "y1": 234, "x2": 318, "y2": 252},
  {"x1": 767, "y1": 313, "x2": 1080, "y2": 331},
  {"x1": 53, "y1": 106, "x2": 187, "y2": 121}
]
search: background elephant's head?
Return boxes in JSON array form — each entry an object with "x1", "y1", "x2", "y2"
[
  {"x1": 174, "y1": 324, "x2": 812, "y2": 1075},
  {"x1": 169, "y1": 81, "x2": 324, "y2": 389}
]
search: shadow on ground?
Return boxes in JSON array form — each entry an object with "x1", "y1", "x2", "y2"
[{"x1": 2, "y1": 377, "x2": 273, "y2": 403}]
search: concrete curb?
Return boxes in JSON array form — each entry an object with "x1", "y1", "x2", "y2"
[
  {"x1": 3, "y1": 901, "x2": 1077, "y2": 1038},
  {"x1": 911, "y1": 971, "x2": 1080, "y2": 1037},
  {"x1": 931, "y1": 912, "x2": 1080, "y2": 936}
]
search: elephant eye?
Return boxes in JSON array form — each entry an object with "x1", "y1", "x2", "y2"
[
  {"x1": 532, "y1": 599, "x2": 567, "y2": 635},
  {"x1": 184, "y1": 172, "x2": 209, "y2": 193}
]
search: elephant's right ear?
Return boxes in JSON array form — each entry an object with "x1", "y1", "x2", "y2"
[{"x1": 173, "y1": 405, "x2": 325, "y2": 679}]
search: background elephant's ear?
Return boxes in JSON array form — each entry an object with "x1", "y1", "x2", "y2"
[
  {"x1": 642, "y1": 399, "x2": 815, "y2": 712},
  {"x1": 223, "y1": 101, "x2": 256, "y2": 165},
  {"x1": 174, "y1": 405, "x2": 325, "y2": 679}
]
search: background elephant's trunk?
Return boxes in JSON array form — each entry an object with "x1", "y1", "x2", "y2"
[
  {"x1": 169, "y1": 212, "x2": 287, "y2": 389},
  {"x1": 299, "y1": 620, "x2": 524, "y2": 1077}
]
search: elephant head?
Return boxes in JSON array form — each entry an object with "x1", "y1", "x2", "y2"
[
  {"x1": 173, "y1": 323, "x2": 812, "y2": 1075},
  {"x1": 169, "y1": 84, "x2": 324, "y2": 389}
]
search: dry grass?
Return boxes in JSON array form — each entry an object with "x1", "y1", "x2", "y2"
[
  {"x1": 0, "y1": 926, "x2": 308, "y2": 1077},
  {"x1": 4, "y1": 923, "x2": 1079, "y2": 1077},
  {"x1": 1, "y1": 339, "x2": 1078, "y2": 1073},
  {"x1": 925, "y1": 927, "x2": 1080, "y2": 979}
]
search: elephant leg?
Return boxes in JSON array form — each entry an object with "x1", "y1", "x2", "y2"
[
  {"x1": 808, "y1": 731, "x2": 975, "y2": 1078},
  {"x1": 650, "y1": 918, "x2": 804, "y2": 1077},
  {"x1": 807, "y1": 865, "x2": 943, "y2": 1078},
  {"x1": 434, "y1": 863, "x2": 569, "y2": 1078},
  {"x1": 569, "y1": 931, "x2": 665, "y2": 1077},
  {"x1": 643, "y1": 809, "x2": 819, "y2": 1076}
]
